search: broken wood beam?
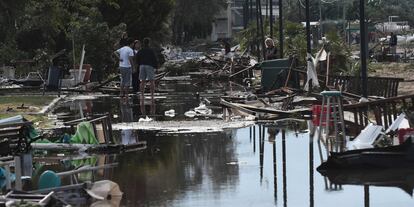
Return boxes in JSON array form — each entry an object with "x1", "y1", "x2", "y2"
[{"x1": 220, "y1": 99, "x2": 256, "y2": 115}]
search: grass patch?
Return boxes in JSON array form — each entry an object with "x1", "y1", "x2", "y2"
[
  {"x1": 0, "y1": 95, "x2": 57, "y2": 128},
  {"x1": 0, "y1": 95, "x2": 55, "y2": 113}
]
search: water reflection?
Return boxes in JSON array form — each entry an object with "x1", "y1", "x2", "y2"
[
  {"x1": 112, "y1": 131, "x2": 238, "y2": 206},
  {"x1": 109, "y1": 123, "x2": 414, "y2": 206},
  {"x1": 120, "y1": 98, "x2": 134, "y2": 122},
  {"x1": 6, "y1": 121, "x2": 414, "y2": 206}
]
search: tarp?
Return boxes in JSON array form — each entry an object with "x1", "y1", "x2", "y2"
[
  {"x1": 71, "y1": 122, "x2": 99, "y2": 144},
  {"x1": 304, "y1": 48, "x2": 326, "y2": 91}
]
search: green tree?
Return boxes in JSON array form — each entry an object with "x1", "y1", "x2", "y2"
[
  {"x1": 171, "y1": 0, "x2": 225, "y2": 44},
  {"x1": 99, "y1": 0, "x2": 174, "y2": 42}
]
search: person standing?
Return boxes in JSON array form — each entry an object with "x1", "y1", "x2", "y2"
[
  {"x1": 389, "y1": 32, "x2": 398, "y2": 60},
  {"x1": 265, "y1": 38, "x2": 278, "y2": 60},
  {"x1": 114, "y1": 38, "x2": 135, "y2": 98},
  {"x1": 132, "y1": 40, "x2": 141, "y2": 93},
  {"x1": 135, "y1": 37, "x2": 158, "y2": 113}
]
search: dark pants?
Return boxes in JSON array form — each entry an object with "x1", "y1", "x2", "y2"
[{"x1": 132, "y1": 71, "x2": 140, "y2": 93}]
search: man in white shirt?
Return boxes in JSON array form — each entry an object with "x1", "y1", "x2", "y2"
[{"x1": 114, "y1": 38, "x2": 135, "y2": 98}]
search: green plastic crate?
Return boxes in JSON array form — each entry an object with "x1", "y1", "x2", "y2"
[{"x1": 258, "y1": 58, "x2": 290, "y2": 91}]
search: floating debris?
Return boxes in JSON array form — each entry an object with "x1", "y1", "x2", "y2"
[
  {"x1": 112, "y1": 120, "x2": 255, "y2": 134},
  {"x1": 184, "y1": 110, "x2": 197, "y2": 118},
  {"x1": 138, "y1": 116, "x2": 153, "y2": 122},
  {"x1": 164, "y1": 109, "x2": 176, "y2": 117}
]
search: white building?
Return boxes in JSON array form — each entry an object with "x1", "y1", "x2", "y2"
[{"x1": 211, "y1": 0, "x2": 280, "y2": 41}]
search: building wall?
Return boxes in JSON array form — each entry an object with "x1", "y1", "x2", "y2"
[{"x1": 211, "y1": 1, "x2": 280, "y2": 41}]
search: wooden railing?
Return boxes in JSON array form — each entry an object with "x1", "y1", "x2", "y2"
[
  {"x1": 343, "y1": 94, "x2": 414, "y2": 129},
  {"x1": 328, "y1": 75, "x2": 403, "y2": 98},
  {"x1": 292, "y1": 69, "x2": 403, "y2": 98}
]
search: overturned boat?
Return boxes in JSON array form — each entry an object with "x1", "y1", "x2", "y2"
[{"x1": 317, "y1": 138, "x2": 414, "y2": 171}]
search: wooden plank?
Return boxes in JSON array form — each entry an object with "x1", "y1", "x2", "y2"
[
  {"x1": 383, "y1": 104, "x2": 389, "y2": 129},
  {"x1": 358, "y1": 109, "x2": 364, "y2": 127},
  {"x1": 363, "y1": 109, "x2": 369, "y2": 126},
  {"x1": 353, "y1": 111, "x2": 359, "y2": 127},
  {"x1": 373, "y1": 106, "x2": 382, "y2": 126},
  {"x1": 387, "y1": 104, "x2": 393, "y2": 127},
  {"x1": 392, "y1": 102, "x2": 398, "y2": 120},
  {"x1": 220, "y1": 99, "x2": 256, "y2": 115}
]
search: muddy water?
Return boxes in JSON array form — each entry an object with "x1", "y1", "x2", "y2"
[{"x1": 106, "y1": 126, "x2": 414, "y2": 207}]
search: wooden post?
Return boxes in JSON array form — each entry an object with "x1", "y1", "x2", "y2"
[
  {"x1": 279, "y1": 0, "x2": 284, "y2": 58},
  {"x1": 270, "y1": 0, "x2": 273, "y2": 38},
  {"x1": 360, "y1": 0, "x2": 368, "y2": 97}
]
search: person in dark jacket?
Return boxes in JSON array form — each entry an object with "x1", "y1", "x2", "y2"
[
  {"x1": 132, "y1": 40, "x2": 141, "y2": 93},
  {"x1": 135, "y1": 37, "x2": 158, "y2": 113}
]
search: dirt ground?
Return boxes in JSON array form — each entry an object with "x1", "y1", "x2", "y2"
[{"x1": 370, "y1": 62, "x2": 414, "y2": 95}]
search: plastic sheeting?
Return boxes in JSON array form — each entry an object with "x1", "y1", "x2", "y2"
[{"x1": 71, "y1": 122, "x2": 99, "y2": 144}]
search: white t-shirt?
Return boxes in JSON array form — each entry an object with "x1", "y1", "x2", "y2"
[{"x1": 116, "y1": 46, "x2": 134, "y2": 68}]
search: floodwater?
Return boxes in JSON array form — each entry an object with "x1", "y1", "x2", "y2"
[
  {"x1": 40, "y1": 80, "x2": 414, "y2": 206},
  {"x1": 105, "y1": 125, "x2": 414, "y2": 207}
]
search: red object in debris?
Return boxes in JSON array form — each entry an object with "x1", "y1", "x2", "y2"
[
  {"x1": 312, "y1": 105, "x2": 333, "y2": 126},
  {"x1": 75, "y1": 64, "x2": 92, "y2": 83},
  {"x1": 398, "y1": 128, "x2": 414, "y2": 144}
]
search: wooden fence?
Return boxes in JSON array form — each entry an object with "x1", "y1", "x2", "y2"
[
  {"x1": 292, "y1": 69, "x2": 403, "y2": 98},
  {"x1": 328, "y1": 75, "x2": 403, "y2": 98},
  {"x1": 343, "y1": 94, "x2": 414, "y2": 130}
]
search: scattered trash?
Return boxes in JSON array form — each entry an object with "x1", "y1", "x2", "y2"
[
  {"x1": 139, "y1": 116, "x2": 153, "y2": 122},
  {"x1": 184, "y1": 110, "x2": 197, "y2": 118},
  {"x1": 164, "y1": 109, "x2": 176, "y2": 117},
  {"x1": 194, "y1": 103, "x2": 212, "y2": 115}
]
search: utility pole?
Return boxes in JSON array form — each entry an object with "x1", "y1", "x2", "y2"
[
  {"x1": 305, "y1": 0, "x2": 311, "y2": 54},
  {"x1": 256, "y1": 0, "x2": 261, "y2": 61},
  {"x1": 266, "y1": 0, "x2": 269, "y2": 21},
  {"x1": 360, "y1": 0, "x2": 368, "y2": 98},
  {"x1": 270, "y1": 0, "x2": 273, "y2": 38},
  {"x1": 258, "y1": 0, "x2": 266, "y2": 60},
  {"x1": 227, "y1": 0, "x2": 233, "y2": 39},
  {"x1": 279, "y1": 0, "x2": 284, "y2": 58},
  {"x1": 250, "y1": 0, "x2": 253, "y2": 22},
  {"x1": 305, "y1": 0, "x2": 312, "y2": 92},
  {"x1": 244, "y1": 0, "x2": 249, "y2": 29}
]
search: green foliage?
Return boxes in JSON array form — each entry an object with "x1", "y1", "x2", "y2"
[
  {"x1": 99, "y1": 0, "x2": 174, "y2": 42},
  {"x1": 0, "y1": 0, "x2": 172, "y2": 81},
  {"x1": 324, "y1": 31, "x2": 352, "y2": 74},
  {"x1": 172, "y1": 0, "x2": 225, "y2": 44},
  {"x1": 236, "y1": 20, "x2": 353, "y2": 75}
]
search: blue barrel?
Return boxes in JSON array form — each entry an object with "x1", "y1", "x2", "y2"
[{"x1": 38, "y1": 170, "x2": 61, "y2": 189}]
